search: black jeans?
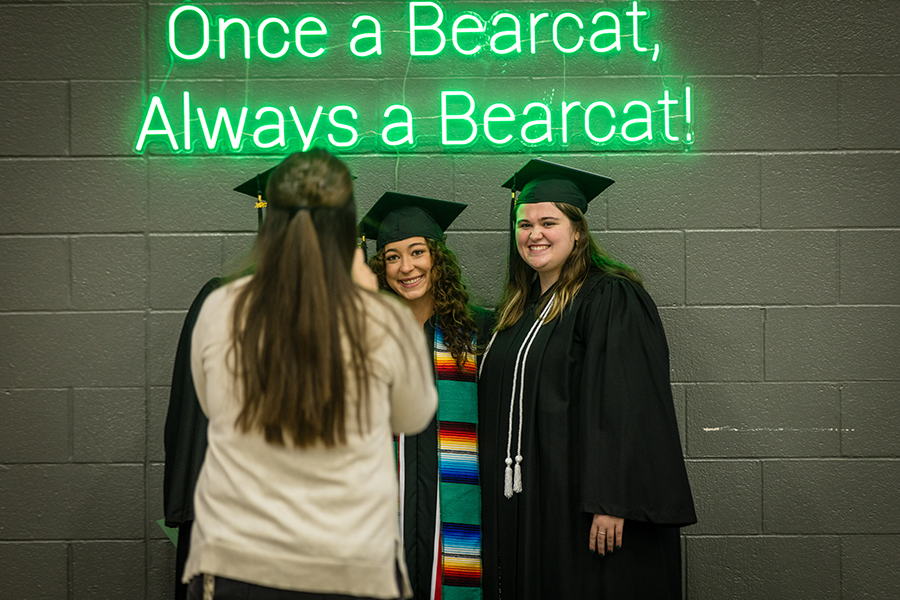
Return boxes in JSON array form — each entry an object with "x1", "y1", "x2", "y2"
[{"x1": 187, "y1": 575, "x2": 399, "y2": 600}]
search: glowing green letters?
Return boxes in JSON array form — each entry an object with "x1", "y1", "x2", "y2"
[{"x1": 138, "y1": 2, "x2": 694, "y2": 153}]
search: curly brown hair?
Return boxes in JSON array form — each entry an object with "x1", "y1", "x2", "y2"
[{"x1": 369, "y1": 237, "x2": 477, "y2": 369}]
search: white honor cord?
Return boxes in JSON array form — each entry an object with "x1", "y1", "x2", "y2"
[
  {"x1": 430, "y1": 485, "x2": 441, "y2": 600},
  {"x1": 504, "y1": 295, "x2": 555, "y2": 499},
  {"x1": 478, "y1": 330, "x2": 498, "y2": 380}
]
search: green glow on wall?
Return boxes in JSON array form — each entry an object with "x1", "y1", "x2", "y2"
[
  {"x1": 590, "y1": 12, "x2": 621, "y2": 53},
  {"x1": 584, "y1": 101, "x2": 616, "y2": 143},
  {"x1": 484, "y1": 103, "x2": 516, "y2": 144},
  {"x1": 382, "y1": 105, "x2": 414, "y2": 146},
  {"x1": 552, "y1": 13, "x2": 584, "y2": 54},
  {"x1": 409, "y1": 2, "x2": 446, "y2": 56},
  {"x1": 258, "y1": 18, "x2": 291, "y2": 58},
  {"x1": 168, "y1": 5, "x2": 209, "y2": 60},
  {"x1": 288, "y1": 106, "x2": 324, "y2": 151},
  {"x1": 441, "y1": 91, "x2": 478, "y2": 145},
  {"x1": 218, "y1": 18, "x2": 251, "y2": 59},
  {"x1": 136, "y1": 96, "x2": 178, "y2": 151},
  {"x1": 351, "y1": 15, "x2": 383, "y2": 56},
  {"x1": 490, "y1": 13, "x2": 522, "y2": 54},
  {"x1": 452, "y1": 13, "x2": 485, "y2": 55},
  {"x1": 327, "y1": 106, "x2": 359, "y2": 147},
  {"x1": 140, "y1": 3, "x2": 694, "y2": 154},
  {"x1": 295, "y1": 17, "x2": 327, "y2": 58}
]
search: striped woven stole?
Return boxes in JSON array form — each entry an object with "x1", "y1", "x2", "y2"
[{"x1": 433, "y1": 324, "x2": 483, "y2": 600}]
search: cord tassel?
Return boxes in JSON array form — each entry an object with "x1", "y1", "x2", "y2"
[
  {"x1": 504, "y1": 458, "x2": 514, "y2": 498},
  {"x1": 513, "y1": 455, "x2": 523, "y2": 493}
]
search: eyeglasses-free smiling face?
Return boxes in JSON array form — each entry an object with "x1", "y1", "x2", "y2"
[
  {"x1": 515, "y1": 202, "x2": 579, "y2": 291},
  {"x1": 382, "y1": 236, "x2": 434, "y2": 304}
]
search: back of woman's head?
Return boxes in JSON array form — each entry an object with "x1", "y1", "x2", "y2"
[{"x1": 232, "y1": 149, "x2": 372, "y2": 448}]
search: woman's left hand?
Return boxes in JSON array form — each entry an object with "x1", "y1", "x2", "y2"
[{"x1": 590, "y1": 513, "x2": 623, "y2": 556}]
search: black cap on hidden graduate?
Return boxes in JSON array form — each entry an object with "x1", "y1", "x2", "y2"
[
  {"x1": 500, "y1": 158, "x2": 614, "y2": 213},
  {"x1": 234, "y1": 166, "x2": 278, "y2": 230},
  {"x1": 359, "y1": 192, "x2": 467, "y2": 251}
]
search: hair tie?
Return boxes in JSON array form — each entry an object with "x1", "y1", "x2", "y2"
[{"x1": 286, "y1": 205, "x2": 313, "y2": 219}]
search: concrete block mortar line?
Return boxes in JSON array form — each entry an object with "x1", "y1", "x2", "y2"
[
  {"x1": 759, "y1": 458, "x2": 765, "y2": 534},
  {"x1": 67, "y1": 540, "x2": 74, "y2": 600},
  {"x1": 67, "y1": 388, "x2": 74, "y2": 463}
]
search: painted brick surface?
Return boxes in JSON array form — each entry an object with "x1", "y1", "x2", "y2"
[
  {"x1": 0, "y1": 159, "x2": 148, "y2": 234},
  {"x1": 600, "y1": 231, "x2": 684, "y2": 306},
  {"x1": 0, "y1": 1, "x2": 897, "y2": 597},
  {"x1": 0, "y1": 82, "x2": 69, "y2": 156},
  {"x1": 686, "y1": 231, "x2": 838, "y2": 305},
  {"x1": 841, "y1": 535, "x2": 900, "y2": 599},
  {"x1": 659, "y1": 307, "x2": 764, "y2": 382},
  {"x1": 71, "y1": 235, "x2": 147, "y2": 310},
  {"x1": 71, "y1": 81, "x2": 146, "y2": 157},
  {"x1": 0, "y1": 313, "x2": 146, "y2": 388},
  {"x1": 148, "y1": 386, "x2": 171, "y2": 463},
  {"x1": 687, "y1": 536, "x2": 840, "y2": 600},
  {"x1": 761, "y1": 153, "x2": 900, "y2": 228},
  {"x1": 766, "y1": 307, "x2": 900, "y2": 381},
  {"x1": 761, "y1": 0, "x2": 900, "y2": 74},
  {"x1": 689, "y1": 76, "x2": 839, "y2": 152},
  {"x1": 607, "y1": 154, "x2": 760, "y2": 230},
  {"x1": 687, "y1": 383, "x2": 840, "y2": 458},
  {"x1": 763, "y1": 460, "x2": 900, "y2": 534},
  {"x1": 0, "y1": 236, "x2": 70, "y2": 311},
  {"x1": 840, "y1": 230, "x2": 900, "y2": 305},
  {"x1": 840, "y1": 76, "x2": 900, "y2": 150},
  {"x1": 72, "y1": 388, "x2": 146, "y2": 463},
  {"x1": 149, "y1": 234, "x2": 224, "y2": 309},
  {"x1": 841, "y1": 383, "x2": 900, "y2": 457},
  {"x1": 0, "y1": 542, "x2": 69, "y2": 600},
  {"x1": 0, "y1": 6, "x2": 142, "y2": 80},
  {"x1": 72, "y1": 541, "x2": 146, "y2": 600},
  {"x1": 147, "y1": 311, "x2": 188, "y2": 386},
  {"x1": 0, "y1": 464, "x2": 144, "y2": 539},
  {"x1": 684, "y1": 460, "x2": 761, "y2": 535},
  {"x1": 0, "y1": 389, "x2": 69, "y2": 463}
]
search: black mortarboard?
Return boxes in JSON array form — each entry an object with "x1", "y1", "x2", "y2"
[
  {"x1": 501, "y1": 159, "x2": 614, "y2": 213},
  {"x1": 359, "y1": 193, "x2": 466, "y2": 251},
  {"x1": 234, "y1": 166, "x2": 277, "y2": 230}
]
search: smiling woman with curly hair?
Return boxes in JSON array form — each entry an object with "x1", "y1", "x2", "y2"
[{"x1": 361, "y1": 192, "x2": 493, "y2": 600}]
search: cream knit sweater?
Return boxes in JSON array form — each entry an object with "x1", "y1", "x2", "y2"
[{"x1": 183, "y1": 277, "x2": 437, "y2": 598}]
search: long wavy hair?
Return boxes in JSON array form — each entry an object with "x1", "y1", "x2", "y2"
[
  {"x1": 369, "y1": 237, "x2": 477, "y2": 369},
  {"x1": 230, "y1": 150, "x2": 373, "y2": 448},
  {"x1": 495, "y1": 202, "x2": 642, "y2": 331}
]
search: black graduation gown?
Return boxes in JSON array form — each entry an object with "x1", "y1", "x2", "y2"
[
  {"x1": 402, "y1": 307, "x2": 494, "y2": 600},
  {"x1": 163, "y1": 277, "x2": 221, "y2": 600},
  {"x1": 478, "y1": 271, "x2": 696, "y2": 600}
]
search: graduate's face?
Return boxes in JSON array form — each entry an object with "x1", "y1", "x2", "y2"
[
  {"x1": 515, "y1": 202, "x2": 579, "y2": 286},
  {"x1": 383, "y1": 236, "x2": 434, "y2": 304}
]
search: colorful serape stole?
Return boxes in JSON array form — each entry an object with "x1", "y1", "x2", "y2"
[{"x1": 433, "y1": 325, "x2": 482, "y2": 600}]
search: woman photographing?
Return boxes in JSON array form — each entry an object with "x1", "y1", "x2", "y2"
[
  {"x1": 184, "y1": 151, "x2": 437, "y2": 599},
  {"x1": 478, "y1": 159, "x2": 696, "y2": 599},
  {"x1": 362, "y1": 193, "x2": 492, "y2": 600}
]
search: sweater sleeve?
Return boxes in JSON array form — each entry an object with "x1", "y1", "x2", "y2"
[{"x1": 381, "y1": 299, "x2": 438, "y2": 436}]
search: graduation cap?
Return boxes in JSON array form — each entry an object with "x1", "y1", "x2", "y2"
[
  {"x1": 359, "y1": 192, "x2": 467, "y2": 252},
  {"x1": 501, "y1": 159, "x2": 614, "y2": 214},
  {"x1": 234, "y1": 166, "x2": 277, "y2": 230}
]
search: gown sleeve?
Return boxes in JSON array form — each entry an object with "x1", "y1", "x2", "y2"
[{"x1": 577, "y1": 275, "x2": 697, "y2": 526}]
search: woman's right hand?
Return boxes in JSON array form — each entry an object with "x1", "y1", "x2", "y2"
[
  {"x1": 590, "y1": 513, "x2": 623, "y2": 556},
  {"x1": 351, "y1": 248, "x2": 379, "y2": 291}
]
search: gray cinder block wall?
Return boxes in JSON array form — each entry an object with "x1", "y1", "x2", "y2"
[{"x1": 1, "y1": 1, "x2": 899, "y2": 598}]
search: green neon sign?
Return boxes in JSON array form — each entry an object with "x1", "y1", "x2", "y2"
[{"x1": 137, "y1": 2, "x2": 693, "y2": 154}]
